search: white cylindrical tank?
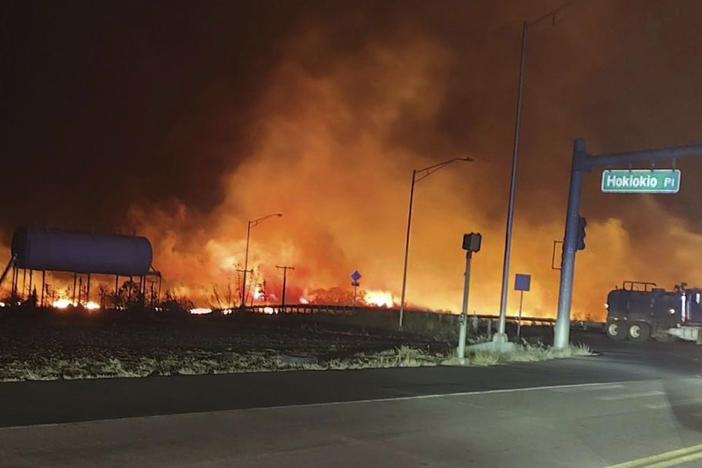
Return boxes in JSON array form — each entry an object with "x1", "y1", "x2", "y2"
[{"x1": 11, "y1": 226, "x2": 152, "y2": 276}]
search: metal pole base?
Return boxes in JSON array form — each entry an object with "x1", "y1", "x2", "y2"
[
  {"x1": 492, "y1": 332, "x2": 509, "y2": 344},
  {"x1": 553, "y1": 320, "x2": 569, "y2": 349}
]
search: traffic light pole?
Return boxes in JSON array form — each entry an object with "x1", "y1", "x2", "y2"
[
  {"x1": 554, "y1": 140, "x2": 586, "y2": 349},
  {"x1": 457, "y1": 251, "x2": 473, "y2": 364},
  {"x1": 553, "y1": 138, "x2": 702, "y2": 349}
]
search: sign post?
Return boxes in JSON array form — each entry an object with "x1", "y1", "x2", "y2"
[
  {"x1": 351, "y1": 270, "x2": 361, "y2": 307},
  {"x1": 514, "y1": 273, "x2": 531, "y2": 340}
]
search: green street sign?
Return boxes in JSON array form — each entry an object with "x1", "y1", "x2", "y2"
[{"x1": 601, "y1": 169, "x2": 681, "y2": 193}]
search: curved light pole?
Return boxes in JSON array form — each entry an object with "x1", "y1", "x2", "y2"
[
  {"x1": 241, "y1": 212, "x2": 283, "y2": 307},
  {"x1": 496, "y1": 0, "x2": 580, "y2": 343},
  {"x1": 398, "y1": 157, "x2": 473, "y2": 329}
]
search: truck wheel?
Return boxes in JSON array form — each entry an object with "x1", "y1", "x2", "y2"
[
  {"x1": 628, "y1": 322, "x2": 651, "y2": 342},
  {"x1": 606, "y1": 321, "x2": 627, "y2": 341}
]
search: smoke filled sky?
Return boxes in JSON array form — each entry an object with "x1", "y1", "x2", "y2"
[{"x1": 3, "y1": 1, "x2": 702, "y2": 317}]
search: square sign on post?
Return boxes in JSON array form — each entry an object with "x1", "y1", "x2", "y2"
[
  {"x1": 514, "y1": 273, "x2": 531, "y2": 292},
  {"x1": 514, "y1": 273, "x2": 530, "y2": 340}
]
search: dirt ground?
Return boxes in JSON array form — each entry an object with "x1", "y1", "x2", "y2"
[{"x1": 0, "y1": 308, "x2": 453, "y2": 380}]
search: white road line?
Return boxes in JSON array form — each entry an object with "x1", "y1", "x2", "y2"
[
  {"x1": 551, "y1": 384, "x2": 625, "y2": 393},
  {"x1": 249, "y1": 381, "x2": 647, "y2": 411},
  {"x1": 599, "y1": 391, "x2": 664, "y2": 401}
]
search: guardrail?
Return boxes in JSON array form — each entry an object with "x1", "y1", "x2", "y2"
[{"x1": 243, "y1": 304, "x2": 603, "y2": 329}]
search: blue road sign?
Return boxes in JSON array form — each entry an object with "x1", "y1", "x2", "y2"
[
  {"x1": 515, "y1": 273, "x2": 531, "y2": 292},
  {"x1": 351, "y1": 270, "x2": 362, "y2": 282}
]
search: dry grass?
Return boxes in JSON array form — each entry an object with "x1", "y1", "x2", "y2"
[
  {"x1": 0, "y1": 341, "x2": 592, "y2": 381},
  {"x1": 0, "y1": 347, "x2": 446, "y2": 381},
  {"x1": 465, "y1": 340, "x2": 592, "y2": 367}
]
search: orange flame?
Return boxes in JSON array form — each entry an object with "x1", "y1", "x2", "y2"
[{"x1": 364, "y1": 290, "x2": 395, "y2": 308}]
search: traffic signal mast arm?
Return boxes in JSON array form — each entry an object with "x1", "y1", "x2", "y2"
[
  {"x1": 577, "y1": 142, "x2": 702, "y2": 171},
  {"x1": 554, "y1": 138, "x2": 702, "y2": 350}
]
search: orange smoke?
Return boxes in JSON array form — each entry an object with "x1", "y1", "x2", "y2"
[{"x1": 120, "y1": 31, "x2": 702, "y2": 322}]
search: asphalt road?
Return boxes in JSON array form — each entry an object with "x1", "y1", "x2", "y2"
[{"x1": 2, "y1": 331, "x2": 702, "y2": 467}]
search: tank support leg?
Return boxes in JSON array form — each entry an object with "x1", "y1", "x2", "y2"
[
  {"x1": 72, "y1": 273, "x2": 77, "y2": 304},
  {"x1": 40, "y1": 271, "x2": 45, "y2": 307},
  {"x1": 11, "y1": 265, "x2": 17, "y2": 298}
]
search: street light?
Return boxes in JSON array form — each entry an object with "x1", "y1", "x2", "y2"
[
  {"x1": 398, "y1": 156, "x2": 473, "y2": 329},
  {"x1": 496, "y1": 0, "x2": 580, "y2": 344},
  {"x1": 241, "y1": 212, "x2": 283, "y2": 307}
]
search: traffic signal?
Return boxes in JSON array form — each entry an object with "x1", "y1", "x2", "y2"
[
  {"x1": 577, "y1": 216, "x2": 586, "y2": 250},
  {"x1": 462, "y1": 233, "x2": 482, "y2": 252}
]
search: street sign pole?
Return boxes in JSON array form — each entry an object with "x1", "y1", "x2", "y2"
[
  {"x1": 514, "y1": 273, "x2": 531, "y2": 342},
  {"x1": 517, "y1": 290, "x2": 524, "y2": 340},
  {"x1": 351, "y1": 270, "x2": 362, "y2": 308},
  {"x1": 554, "y1": 139, "x2": 586, "y2": 349}
]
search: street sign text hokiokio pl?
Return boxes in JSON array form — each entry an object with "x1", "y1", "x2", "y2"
[{"x1": 601, "y1": 169, "x2": 681, "y2": 193}]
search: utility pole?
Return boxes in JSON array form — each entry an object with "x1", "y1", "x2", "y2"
[
  {"x1": 235, "y1": 268, "x2": 253, "y2": 307},
  {"x1": 275, "y1": 265, "x2": 295, "y2": 312}
]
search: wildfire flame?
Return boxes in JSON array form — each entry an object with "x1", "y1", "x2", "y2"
[
  {"x1": 364, "y1": 290, "x2": 395, "y2": 308},
  {"x1": 52, "y1": 298, "x2": 100, "y2": 310},
  {"x1": 52, "y1": 298, "x2": 73, "y2": 309}
]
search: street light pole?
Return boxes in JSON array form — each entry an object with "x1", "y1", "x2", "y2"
[
  {"x1": 398, "y1": 169, "x2": 416, "y2": 329},
  {"x1": 240, "y1": 212, "x2": 283, "y2": 308},
  {"x1": 496, "y1": 20, "x2": 528, "y2": 343},
  {"x1": 496, "y1": 0, "x2": 580, "y2": 343},
  {"x1": 398, "y1": 157, "x2": 473, "y2": 330}
]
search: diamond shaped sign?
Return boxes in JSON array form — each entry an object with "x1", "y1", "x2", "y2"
[{"x1": 351, "y1": 270, "x2": 362, "y2": 282}]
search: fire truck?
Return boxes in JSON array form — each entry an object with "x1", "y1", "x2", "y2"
[{"x1": 605, "y1": 281, "x2": 702, "y2": 343}]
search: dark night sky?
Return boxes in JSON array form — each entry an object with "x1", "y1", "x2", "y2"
[{"x1": 1, "y1": 1, "x2": 307, "y2": 233}]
